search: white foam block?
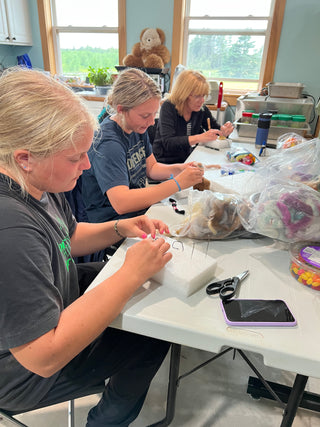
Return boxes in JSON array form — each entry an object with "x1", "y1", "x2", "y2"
[
  {"x1": 205, "y1": 138, "x2": 230, "y2": 149},
  {"x1": 96, "y1": 237, "x2": 217, "y2": 297},
  {"x1": 152, "y1": 237, "x2": 217, "y2": 296}
]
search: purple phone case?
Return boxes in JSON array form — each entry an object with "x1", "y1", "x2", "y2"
[{"x1": 220, "y1": 299, "x2": 297, "y2": 327}]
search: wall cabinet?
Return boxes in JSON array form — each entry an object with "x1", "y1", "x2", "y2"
[{"x1": 0, "y1": 0, "x2": 32, "y2": 45}]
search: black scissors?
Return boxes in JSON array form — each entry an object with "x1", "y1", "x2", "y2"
[{"x1": 206, "y1": 270, "x2": 249, "y2": 301}]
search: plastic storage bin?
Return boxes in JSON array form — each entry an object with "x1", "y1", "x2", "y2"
[
  {"x1": 234, "y1": 119, "x2": 309, "y2": 139},
  {"x1": 267, "y1": 82, "x2": 304, "y2": 99},
  {"x1": 289, "y1": 243, "x2": 320, "y2": 291},
  {"x1": 235, "y1": 94, "x2": 313, "y2": 124}
]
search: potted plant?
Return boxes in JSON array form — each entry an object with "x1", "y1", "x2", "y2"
[{"x1": 87, "y1": 66, "x2": 114, "y2": 96}]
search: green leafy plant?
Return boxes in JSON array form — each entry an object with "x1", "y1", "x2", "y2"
[{"x1": 87, "y1": 66, "x2": 113, "y2": 86}]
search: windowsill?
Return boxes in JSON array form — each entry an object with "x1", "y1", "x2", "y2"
[
  {"x1": 68, "y1": 83, "x2": 95, "y2": 90},
  {"x1": 222, "y1": 90, "x2": 252, "y2": 106},
  {"x1": 68, "y1": 87, "x2": 105, "y2": 102},
  {"x1": 66, "y1": 83, "x2": 105, "y2": 101},
  {"x1": 206, "y1": 102, "x2": 227, "y2": 111},
  {"x1": 81, "y1": 94, "x2": 105, "y2": 101},
  {"x1": 80, "y1": 92, "x2": 249, "y2": 106}
]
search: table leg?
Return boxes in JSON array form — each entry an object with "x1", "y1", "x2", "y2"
[
  {"x1": 280, "y1": 374, "x2": 309, "y2": 427},
  {"x1": 148, "y1": 343, "x2": 182, "y2": 427}
]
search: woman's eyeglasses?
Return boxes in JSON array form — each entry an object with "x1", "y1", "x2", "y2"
[{"x1": 190, "y1": 94, "x2": 208, "y2": 101}]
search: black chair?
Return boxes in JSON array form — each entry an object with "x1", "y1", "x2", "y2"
[
  {"x1": 64, "y1": 176, "x2": 109, "y2": 262},
  {"x1": 0, "y1": 382, "x2": 105, "y2": 427},
  {"x1": 147, "y1": 118, "x2": 159, "y2": 146},
  {"x1": 147, "y1": 119, "x2": 163, "y2": 185}
]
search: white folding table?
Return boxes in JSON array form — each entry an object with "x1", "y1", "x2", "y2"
[{"x1": 87, "y1": 144, "x2": 320, "y2": 426}]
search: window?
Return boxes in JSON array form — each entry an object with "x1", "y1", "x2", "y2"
[
  {"x1": 171, "y1": 0, "x2": 286, "y2": 104},
  {"x1": 37, "y1": 0, "x2": 126, "y2": 81}
]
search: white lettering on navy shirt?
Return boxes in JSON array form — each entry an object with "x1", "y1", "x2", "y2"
[{"x1": 127, "y1": 141, "x2": 147, "y2": 188}]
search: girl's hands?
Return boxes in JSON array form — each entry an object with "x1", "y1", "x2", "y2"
[
  {"x1": 186, "y1": 161, "x2": 204, "y2": 170},
  {"x1": 123, "y1": 237, "x2": 172, "y2": 284},
  {"x1": 175, "y1": 164, "x2": 204, "y2": 190},
  {"x1": 115, "y1": 216, "x2": 169, "y2": 240},
  {"x1": 220, "y1": 121, "x2": 234, "y2": 137}
]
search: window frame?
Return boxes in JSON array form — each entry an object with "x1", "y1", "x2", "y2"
[
  {"x1": 37, "y1": 0, "x2": 126, "y2": 76},
  {"x1": 171, "y1": 0, "x2": 286, "y2": 105}
]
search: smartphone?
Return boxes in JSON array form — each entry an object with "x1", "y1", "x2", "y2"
[{"x1": 221, "y1": 299, "x2": 297, "y2": 327}]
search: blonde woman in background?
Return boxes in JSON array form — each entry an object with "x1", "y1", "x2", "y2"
[
  {"x1": 0, "y1": 66, "x2": 172, "y2": 427},
  {"x1": 153, "y1": 69, "x2": 234, "y2": 164}
]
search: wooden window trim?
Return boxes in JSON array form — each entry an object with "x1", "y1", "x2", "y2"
[
  {"x1": 37, "y1": 0, "x2": 55, "y2": 73},
  {"x1": 171, "y1": 0, "x2": 286, "y2": 105},
  {"x1": 118, "y1": 0, "x2": 126, "y2": 65},
  {"x1": 37, "y1": 0, "x2": 126, "y2": 74}
]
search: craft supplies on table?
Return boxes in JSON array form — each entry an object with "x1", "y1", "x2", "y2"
[
  {"x1": 206, "y1": 270, "x2": 249, "y2": 300},
  {"x1": 226, "y1": 146, "x2": 259, "y2": 165},
  {"x1": 289, "y1": 243, "x2": 320, "y2": 291},
  {"x1": 87, "y1": 236, "x2": 218, "y2": 297},
  {"x1": 205, "y1": 137, "x2": 230, "y2": 150}
]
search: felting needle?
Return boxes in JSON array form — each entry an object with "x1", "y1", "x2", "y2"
[
  {"x1": 205, "y1": 240, "x2": 210, "y2": 258},
  {"x1": 191, "y1": 242, "x2": 195, "y2": 259}
]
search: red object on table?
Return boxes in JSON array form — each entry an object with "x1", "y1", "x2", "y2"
[
  {"x1": 217, "y1": 82, "x2": 223, "y2": 108},
  {"x1": 216, "y1": 81, "x2": 223, "y2": 122}
]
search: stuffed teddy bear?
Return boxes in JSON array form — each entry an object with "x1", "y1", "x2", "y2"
[
  {"x1": 123, "y1": 28, "x2": 170, "y2": 69},
  {"x1": 193, "y1": 177, "x2": 238, "y2": 195}
]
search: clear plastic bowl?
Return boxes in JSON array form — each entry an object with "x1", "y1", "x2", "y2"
[{"x1": 289, "y1": 242, "x2": 320, "y2": 291}]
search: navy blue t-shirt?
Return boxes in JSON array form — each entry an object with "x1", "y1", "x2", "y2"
[{"x1": 82, "y1": 116, "x2": 153, "y2": 223}]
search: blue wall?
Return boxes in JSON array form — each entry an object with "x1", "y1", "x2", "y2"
[
  {"x1": 126, "y1": 0, "x2": 173, "y2": 67},
  {"x1": 274, "y1": 0, "x2": 320, "y2": 109},
  {"x1": 0, "y1": 0, "x2": 318, "y2": 131},
  {"x1": 0, "y1": 0, "x2": 43, "y2": 69}
]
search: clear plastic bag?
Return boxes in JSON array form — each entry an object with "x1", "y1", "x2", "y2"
[
  {"x1": 254, "y1": 138, "x2": 320, "y2": 190},
  {"x1": 170, "y1": 190, "x2": 253, "y2": 240},
  {"x1": 220, "y1": 162, "x2": 255, "y2": 176},
  {"x1": 237, "y1": 179, "x2": 320, "y2": 243},
  {"x1": 276, "y1": 132, "x2": 306, "y2": 149},
  {"x1": 226, "y1": 146, "x2": 259, "y2": 165}
]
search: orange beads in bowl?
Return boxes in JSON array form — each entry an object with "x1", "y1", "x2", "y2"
[{"x1": 289, "y1": 243, "x2": 320, "y2": 291}]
